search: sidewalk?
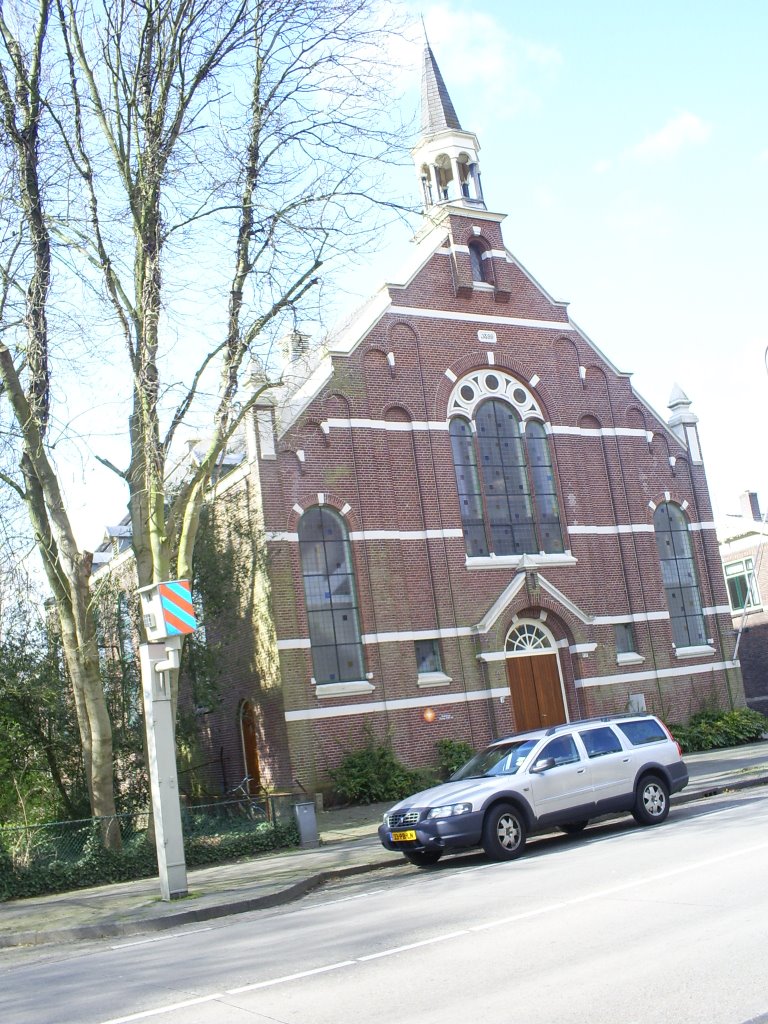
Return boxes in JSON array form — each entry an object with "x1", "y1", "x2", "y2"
[{"x1": 3, "y1": 742, "x2": 768, "y2": 951}]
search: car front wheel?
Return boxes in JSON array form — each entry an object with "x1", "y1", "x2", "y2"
[
  {"x1": 481, "y1": 803, "x2": 527, "y2": 860},
  {"x1": 403, "y1": 849, "x2": 442, "y2": 868},
  {"x1": 632, "y1": 775, "x2": 670, "y2": 825}
]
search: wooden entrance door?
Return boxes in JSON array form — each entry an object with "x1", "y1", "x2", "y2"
[
  {"x1": 506, "y1": 653, "x2": 566, "y2": 731},
  {"x1": 240, "y1": 701, "x2": 261, "y2": 795}
]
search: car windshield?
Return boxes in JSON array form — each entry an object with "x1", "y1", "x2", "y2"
[{"x1": 451, "y1": 739, "x2": 538, "y2": 780}]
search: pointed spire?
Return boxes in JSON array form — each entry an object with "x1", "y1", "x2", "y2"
[
  {"x1": 421, "y1": 37, "x2": 462, "y2": 134},
  {"x1": 412, "y1": 34, "x2": 485, "y2": 212}
]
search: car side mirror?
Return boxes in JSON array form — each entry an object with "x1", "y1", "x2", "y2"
[{"x1": 530, "y1": 757, "x2": 556, "y2": 774}]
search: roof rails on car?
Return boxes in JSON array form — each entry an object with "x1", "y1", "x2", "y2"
[
  {"x1": 490, "y1": 712, "x2": 653, "y2": 743},
  {"x1": 543, "y1": 712, "x2": 650, "y2": 736}
]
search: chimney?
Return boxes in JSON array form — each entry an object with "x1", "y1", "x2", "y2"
[
  {"x1": 740, "y1": 491, "x2": 762, "y2": 522},
  {"x1": 281, "y1": 330, "x2": 310, "y2": 365}
]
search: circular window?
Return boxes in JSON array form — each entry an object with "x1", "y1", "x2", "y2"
[
  {"x1": 512, "y1": 387, "x2": 527, "y2": 405},
  {"x1": 460, "y1": 384, "x2": 475, "y2": 402},
  {"x1": 485, "y1": 374, "x2": 499, "y2": 391}
]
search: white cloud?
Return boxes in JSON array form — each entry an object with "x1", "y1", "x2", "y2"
[
  {"x1": 593, "y1": 159, "x2": 612, "y2": 174},
  {"x1": 416, "y1": 3, "x2": 562, "y2": 116},
  {"x1": 627, "y1": 112, "x2": 712, "y2": 160}
]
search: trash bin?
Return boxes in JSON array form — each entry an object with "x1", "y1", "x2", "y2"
[{"x1": 293, "y1": 801, "x2": 319, "y2": 848}]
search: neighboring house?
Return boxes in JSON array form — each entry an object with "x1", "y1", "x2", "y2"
[
  {"x1": 92, "y1": 43, "x2": 746, "y2": 798},
  {"x1": 719, "y1": 491, "x2": 768, "y2": 717}
]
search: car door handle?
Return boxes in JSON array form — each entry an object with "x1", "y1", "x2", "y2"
[
  {"x1": 577, "y1": 768, "x2": 586, "y2": 774},
  {"x1": 622, "y1": 758, "x2": 630, "y2": 763}
]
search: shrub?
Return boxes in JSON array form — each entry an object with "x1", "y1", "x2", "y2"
[
  {"x1": 670, "y1": 707, "x2": 767, "y2": 754},
  {"x1": 0, "y1": 817, "x2": 299, "y2": 901},
  {"x1": 435, "y1": 738, "x2": 474, "y2": 779},
  {"x1": 330, "y1": 731, "x2": 417, "y2": 804}
]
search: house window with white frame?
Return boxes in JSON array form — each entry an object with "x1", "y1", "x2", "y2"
[{"x1": 725, "y1": 557, "x2": 760, "y2": 611}]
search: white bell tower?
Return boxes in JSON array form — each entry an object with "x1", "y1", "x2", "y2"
[{"x1": 412, "y1": 37, "x2": 485, "y2": 212}]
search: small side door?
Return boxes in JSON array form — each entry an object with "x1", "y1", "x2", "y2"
[
  {"x1": 577, "y1": 725, "x2": 634, "y2": 811},
  {"x1": 527, "y1": 734, "x2": 594, "y2": 825}
]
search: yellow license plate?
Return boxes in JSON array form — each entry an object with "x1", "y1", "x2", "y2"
[{"x1": 391, "y1": 829, "x2": 417, "y2": 842}]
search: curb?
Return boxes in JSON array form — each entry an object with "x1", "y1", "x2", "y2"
[
  {"x1": 4, "y1": 776, "x2": 768, "y2": 951},
  {"x1": 0, "y1": 858, "x2": 399, "y2": 951},
  {"x1": 674, "y1": 774, "x2": 768, "y2": 802}
]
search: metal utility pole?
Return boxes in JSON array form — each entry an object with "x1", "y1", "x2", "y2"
[{"x1": 137, "y1": 581, "x2": 197, "y2": 901}]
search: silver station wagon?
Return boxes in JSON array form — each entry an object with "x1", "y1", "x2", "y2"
[{"x1": 379, "y1": 714, "x2": 688, "y2": 866}]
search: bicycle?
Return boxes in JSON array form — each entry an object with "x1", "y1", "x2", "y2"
[{"x1": 225, "y1": 775, "x2": 269, "y2": 823}]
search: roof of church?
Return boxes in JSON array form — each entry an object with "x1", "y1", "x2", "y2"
[{"x1": 421, "y1": 41, "x2": 462, "y2": 134}]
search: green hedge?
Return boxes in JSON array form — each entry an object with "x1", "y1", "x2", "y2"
[
  {"x1": 670, "y1": 707, "x2": 767, "y2": 754},
  {"x1": 0, "y1": 819, "x2": 299, "y2": 902}
]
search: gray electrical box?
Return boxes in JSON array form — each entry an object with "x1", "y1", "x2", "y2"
[{"x1": 293, "y1": 801, "x2": 319, "y2": 848}]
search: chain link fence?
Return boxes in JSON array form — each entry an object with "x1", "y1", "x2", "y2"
[{"x1": 0, "y1": 799, "x2": 300, "y2": 902}]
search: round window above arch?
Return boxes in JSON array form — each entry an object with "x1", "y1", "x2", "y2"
[
  {"x1": 505, "y1": 622, "x2": 553, "y2": 653},
  {"x1": 448, "y1": 370, "x2": 543, "y2": 422}
]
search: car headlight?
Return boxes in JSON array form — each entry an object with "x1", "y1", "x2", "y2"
[{"x1": 426, "y1": 802, "x2": 472, "y2": 819}]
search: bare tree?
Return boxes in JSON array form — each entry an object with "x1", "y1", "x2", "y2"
[
  {"x1": 0, "y1": 0, "x2": 119, "y2": 840},
  {"x1": 0, "y1": 0, "x2": 409, "y2": 838}
]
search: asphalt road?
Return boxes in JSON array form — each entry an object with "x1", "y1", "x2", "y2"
[{"x1": 5, "y1": 788, "x2": 768, "y2": 1024}]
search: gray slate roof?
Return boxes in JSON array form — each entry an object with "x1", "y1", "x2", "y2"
[{"x1": 421, "y1": 43, "x2": 462, "y2": 134}]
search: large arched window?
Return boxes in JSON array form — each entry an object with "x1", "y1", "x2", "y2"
[
  {"x1": 298, "y1": 507, "x2": 365, "y2": 684},
  {"x1": 448, "y1": 374, "x2": 563, "y2": 558},
  {"x1": 653, "y1": 502, "x2": 707, "y2": 648}
]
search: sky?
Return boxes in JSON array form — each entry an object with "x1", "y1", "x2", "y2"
[
  {"x1": 61, "y1": 0, "x2": 767, "y2": 548},
  {"x1": 352, "y1": 0, "x2": 767, "y2": 526}
]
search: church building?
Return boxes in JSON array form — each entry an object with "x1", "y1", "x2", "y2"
[
  {"x1": 207, "y1": 41, "x2": 742, "y2": 793},
  {"x1": 117, "y1": 42, "x2": 741, "y2": 798}
]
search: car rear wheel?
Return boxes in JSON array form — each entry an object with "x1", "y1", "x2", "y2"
[
  {"x1": 403, "y1": 849, "x2": 442, "y2": 867},
  {"x1": 560, "y1": 820, "x2": 588, "y2": 834},
  {"x1": 481, "y1": 803, "x2": 527, "y2": 860},
  {"x1": 632, "y1": 774, "x2": 670, "y2": 825}
]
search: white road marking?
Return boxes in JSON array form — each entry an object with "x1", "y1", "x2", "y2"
[
  {"x1": 307, "y1": 888, "x2": 385, "y2": 909},
  {"x1": 357, "y1": 930, "x2": 469, "y2": 962},
  {"x1": 111, "y1": 928, "x2": 213, "y2": 950},
  {"x1": 101, "y1": 993, "x2": 226, "y2": 1024},
  {"x1": 228, "y1": 959, "x2": 356, "y2": 995},
  {"x1": 97, "y1": 835, "x2": 768, "y2": 1024}
]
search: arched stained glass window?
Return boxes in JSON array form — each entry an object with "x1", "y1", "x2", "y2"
[
  {"x1": 449, "y1": 416, "x2": 488, "y2": 556},
  {"x1": 653, "y1": 502, "x2": 707, "y2": 648},
  {"x1": 449, "y1": 386, "x2": 564, "y2": 558},
  {"x1": 298, "y1": 507, "x2": 365, "y2": 684}
]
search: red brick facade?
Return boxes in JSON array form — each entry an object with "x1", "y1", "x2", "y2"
[{"x1": 198, "y1": 197, "x2": 743, "y2": 796}]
